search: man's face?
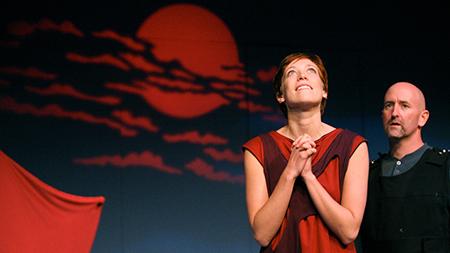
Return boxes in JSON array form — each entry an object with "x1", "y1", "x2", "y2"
[{"x1": 382, "y1": 83, "x2": 427, "y2": 140}]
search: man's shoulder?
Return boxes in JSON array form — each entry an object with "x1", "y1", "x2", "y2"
[
  {"x1": 428, "y1": 147, "x2": 450, "y2": 164},
  {"x1": 430, "y1": 147, "x2": 450, "y2": 155},
  {"x1": 369, "y1": 153, "x2": 388, "y2": 169},
  {"x1": 414, "y1": 147, "x2": 450, "y2": 170},
  {"x1": 424, "y1": 146, "x2": 450, "y2": 159}
]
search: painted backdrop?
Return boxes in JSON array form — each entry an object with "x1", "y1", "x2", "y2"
[{"x1": 1, "y1": 1, "x2": 449, "y2": 252}]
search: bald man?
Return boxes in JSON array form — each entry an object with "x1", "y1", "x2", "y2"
[{"x1": 360, "y1": 82, "x2": 450, "y2": 253}]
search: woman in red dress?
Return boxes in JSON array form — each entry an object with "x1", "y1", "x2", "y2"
[{"x1": 243, "y1": 52, "x2": 369, "y2": 253}]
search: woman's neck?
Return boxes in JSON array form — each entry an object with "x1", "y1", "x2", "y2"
[{"x1": 283, "y1": 111, "x2": 326, "y2": 141}]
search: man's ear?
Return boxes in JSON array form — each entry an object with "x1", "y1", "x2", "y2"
[{"x1": 418, "y1": 109, "x2": 429, "y2": 127}]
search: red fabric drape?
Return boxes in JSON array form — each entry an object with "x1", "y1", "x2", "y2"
[{"x1": 0, "y1": 150, "x2": 105, "y2": 253}]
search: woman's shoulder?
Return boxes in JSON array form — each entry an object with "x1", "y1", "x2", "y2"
[
  {"x1": 331, "y1": 126, "x2": 366, "y2": 140},
  {"x1": 320, "y1": 126, "x2": 367, "y2": 149},
  {"x1": 242, "y1": 132, "x2": 276, "y2": 166},
  {"x1": 337, "y1": 128, "x2": 368, "y2": 151},
  {"x1": 242, "y1": 135, "x2": 262, "y2": 150},
  {"x1": 242, "y1": 131, "x2": 277, "y2": 150}
]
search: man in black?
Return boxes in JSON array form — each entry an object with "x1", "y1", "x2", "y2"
[{"x1": 360, "y1": 82, "x2": 450, "y2": 253}]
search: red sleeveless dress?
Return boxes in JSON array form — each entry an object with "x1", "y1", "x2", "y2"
[{"x1": 243, "y1": 128, "x2": 366, "y2": 253}]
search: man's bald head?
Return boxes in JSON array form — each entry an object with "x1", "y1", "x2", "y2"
[{"x1": 385, "y1": 82, "x2": 426, "y2": 111}]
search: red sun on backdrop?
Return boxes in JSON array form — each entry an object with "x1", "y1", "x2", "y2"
[
  {"x1": 128, "y1": 4, "x2": 249, "y2": 119},
  {"x1": 137, "y1": 4, "x2": 244, "y2": 82}
]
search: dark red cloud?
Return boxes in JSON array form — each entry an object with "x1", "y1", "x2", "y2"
[
  {"x1": 169, "y1": 69, "x2": 195, "y2": 81},
  {"x1": 106, "y1": 82, "x2": 229, "y2": 119},
  {"x1": 74, "y1": 151, "x2": 182, "y2": 175},
  {"x1": 0, "y1": 79, "x2": 11, "y2": 86},
  {"x1": 37, "y1": 18, "x2": 84, "y2": 37},
  {"x1": 66, "y1": 52, "x2": 130, "y2": 71},
  {"x1": 257, "y1": 66, "x2": 277, "y2": 83},
  {"x1": 112, "y1": 110, "x2": 159, "y2": 133},
  {"x1": 0, "y1": 66, "x2": 57, "y2": 80},
  {"x1": 0, "y1": 97, "x2": 137, "y2": 137},
  {"x1": 7, "y1": 18, "x2": 83, "y2": 37},
  {"x1": 0, "y1": 40, "x2": 21, "y2": 48},
  {"x1": 119, "y1": 53, "x2": 164, "y2": 73},
  {"x1": 223, "y1": 91, "x2": 245, "y2": 100},
  {"x1": 25, "y1": 83, "x2": 121, "y2": 106},
  {"x1": 92, "y1": 30, "x2": 145, "y2": 52},
  {"x1": 238, "y1": 101, "x2": 273, "y2": 113},
  {"x1": 144, "y1": 76, "x2": 203, "y2": 91},
  {"x1": 7, "y1": 21, "x2": 33, "y2": 36},
  {"x1": 210, "y1": 82, "x2": 260, "y2": 96},
  {"x1": 185, "y1": 158, "x2": 243, "y2": 184},
  {"x1": 203, "y1": 147, "x2": 242, "y2": 163},
  {"x1": 262, "y1": 113, "x2": 285, "y2": 123},
  {"x1": 163, "y1": 131, "x2": 227, "y2": 145}
]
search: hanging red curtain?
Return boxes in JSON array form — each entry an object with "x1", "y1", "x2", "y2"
[{"x1": 0, "y1": 150, "x2": 105, "y2": 253}]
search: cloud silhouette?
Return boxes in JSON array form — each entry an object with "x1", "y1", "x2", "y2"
[
  {"x1": 0, "y1": 40, "x2": 21, "y2": 48},
  {"x1": 145, "y1": 77, "x2": 203, "y2": 91},
  {"x1": 0, "y1": 79, "x2": 11, "y2": 86},
  {"x1": 119, "y1": 53, "x2": 164, "y2": 73},
  {"x1": 105, "y1": 81, "x2": 230, "y2": 119},
  {"x1": 163, "y1": 131, "x2": 227, "y2": 145},
  {"x1": 257, "y1": 66, "x2": 277, "y2": 83},
  {"x1": 210, "y1": 82, "x2": 260, "y2": 96},
  {"x1": 262, "y1": 113, "x2": 285, "y2": 123},
  {"x1": 169, "y1": 69, "x2": 195, "y2": 81},
  {"x1": 66, "y1": 52, "x2": 130, "y2": 71},
  {"x1": 112, "y1": 110, "x2": 159, "y2": 133},
  {"x1": 74, "y1": 151, "x2": 182, "y2": 175},
  {"x1": 25, "y1": 83, "x2": 121, "y2": 106},
  {"x1": 238, "y1": 100, "x2": 272, "y2": 113},
  {"x1": 0, "y1": 66, "x2": 57, "y2": 80},
  {"x1": 185, "y1": 158, "x2": 243, "y2": 184},
  {"x1": 92, "y1": 30, "x2": 145, "y2": 52},
  {"x1": 7, "y1": 18, "x2": 83, "y2": 37},
  {"x1": 0, "y1": 97, "x2": 137, "y2": 137},
  {"x1": 203, "y1": 147, "x2": 242, "y2": 163},
  {"x1": 223, "y1": 91, "x2": 245, "y2": 100}
]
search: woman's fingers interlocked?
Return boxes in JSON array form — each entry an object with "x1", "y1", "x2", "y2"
[{"x1": 291, "y1": 134, "x2": 316, "y2": 158}]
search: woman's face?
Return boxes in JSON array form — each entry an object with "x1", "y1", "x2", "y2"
[{"x1": 277, "y1": 58, "x2": 327, "y2": 113}]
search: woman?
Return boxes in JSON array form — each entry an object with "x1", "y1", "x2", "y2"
[{"x1": 242, "y1": 52, "x2": 369, "y2": 252}]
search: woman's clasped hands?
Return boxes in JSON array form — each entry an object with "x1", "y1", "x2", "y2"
[{"x1": 286, "y1": 134, "x2": 317, "y2": 179}]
